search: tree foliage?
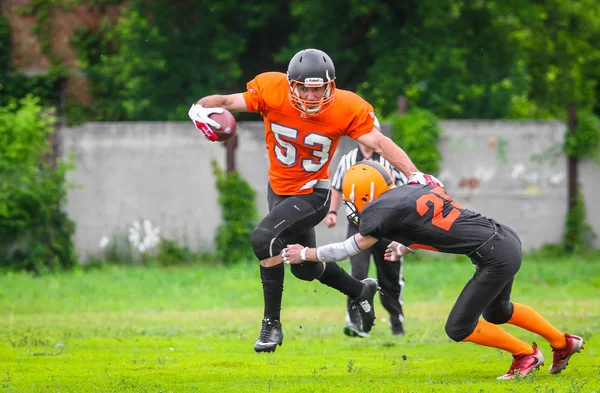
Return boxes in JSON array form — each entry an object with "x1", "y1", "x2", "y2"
[
  {"x1": 211, "y1": 160, "x2": 258, "y2": 264},
  {"x1": 388, "y1": 109, "x2": 442, "y2": 175},
  {"x1": 0, "y1": 96, "x2": 76, "y2": 272},
  {"x1": 72, "y1": 0, "x2": 291, "y2": 122},
  {"x1": 350, "y1": 0, "x2": 599, "y2": 120},
  {"x1": 63, "y1": 0, "x2": 600, "y2": 123},
  {"x1": 564, "y1": 109, "x2": 600, "y2": 160}
]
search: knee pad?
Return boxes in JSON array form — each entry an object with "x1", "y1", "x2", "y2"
[
  {"x1": 251, "y1": 226, "x2": 283, "y2": 260},
  {"x1": 483, "y1": 301, "x2": 513, "y2": 325},
  {"x1": 290, "y1": 262, "x2": 324, "y2": 282}
]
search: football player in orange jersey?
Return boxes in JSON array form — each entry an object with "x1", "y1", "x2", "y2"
[
  {"x1": 188, "y1": 48, "x2": 442, "y2": 353},
  {"x1": 282, "y1": 161, "x2": 585, "y2": 379}
]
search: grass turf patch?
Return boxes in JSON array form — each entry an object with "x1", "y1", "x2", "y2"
[{"x1": 0, "y1": 257, "x2": 598, "y2": 392}]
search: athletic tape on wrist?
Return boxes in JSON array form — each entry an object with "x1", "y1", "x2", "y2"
[{"x1": 300, "y1": 247, "x2": 308, "y2": 261}]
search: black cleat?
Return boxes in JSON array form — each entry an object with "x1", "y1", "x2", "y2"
[
  {"x1": 348, "y1": 278, "x2": 379, "y2": 333},
  {"x1": 344, "y1": 304, "x2": 370, "y2": 338},
  {"x1": 254, "y1": 318, "x2": 284, "y2": 353},
  {"x1": 390, "y1": 317, "x2": 405, "y2": 336}
]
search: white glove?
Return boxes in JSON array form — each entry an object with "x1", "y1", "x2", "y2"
[
  {"x1": 188, "y1": 104, "x2": 223, "y2": 128},
  {"x1": 188, "y1": 104, "x2": 224, "y2": 142},
  {"x1": 408, "y1": 172, "x2": 444, "y2": 188}
]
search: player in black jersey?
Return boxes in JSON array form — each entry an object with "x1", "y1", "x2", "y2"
[{"x1": 282, "y1": 161, "x2": 585, "y2": 380}]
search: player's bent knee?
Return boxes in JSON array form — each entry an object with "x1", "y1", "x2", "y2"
[
  {"x1": 290, "y1": 262, "x2": 324, "y2": 282},
  {"x1": 482, "y1": 302, "x2": 513, "y2": 324},
  {"x1": 251, "y1": 226, "x2": 281, "y2": 260},
  {"x1": 445, "y1": 320, "x2": 477, "y2": 342}
]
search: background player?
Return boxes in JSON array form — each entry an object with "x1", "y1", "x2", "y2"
[
  {"x1": 188, "y1": 48, "x2": 443, "y2": 353},
  {"x1": 282, "y1": 161, "x2": 584, "y2": 379},
  {"x1": 327, "y1": 142, "x2": 407, "y2": 337}
]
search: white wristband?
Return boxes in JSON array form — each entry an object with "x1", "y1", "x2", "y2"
[
  {"x1": 300, "y1": 247, "x2": 308, "y2": 261},
  {"x1": 396, "y1": 244, "x2": 403, "y2": 256},
  {"x1": 398, "y1": 244, "x2": 415, "y2": 255}
]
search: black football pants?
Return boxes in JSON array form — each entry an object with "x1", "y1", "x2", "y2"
[
  {"x1": 445, "y1": 222, "x2": 522, "y2": 342},
  {"x1": 262, "y1": 184, "x2": 331, "y2": 255}
]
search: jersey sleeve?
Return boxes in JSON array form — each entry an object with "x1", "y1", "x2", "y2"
[
  {"x1": 242, "y1": 75, "x2": 266, "y2": 114},
  {"x1": 358, "y1": 209, "x2": 385, "y2": 239},
  {"x1": 344, "y1": 94, "x2": 377, "y2": 140},
  {"x1": 242, "y1": 72, "x2": 289, "y2": 116}
]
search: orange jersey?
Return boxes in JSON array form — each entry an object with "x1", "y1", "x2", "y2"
[{"x1": 243, "y1": 72, "x2": 377, "y2": 195}]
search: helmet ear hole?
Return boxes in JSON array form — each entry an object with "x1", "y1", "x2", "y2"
[{"x1": 342, "y1": 161, "x2": 394, "y2": 214}]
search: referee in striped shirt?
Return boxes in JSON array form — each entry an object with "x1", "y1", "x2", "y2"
[{"x1": 326, "y1": 142, "x2": 408, "y2": 337}]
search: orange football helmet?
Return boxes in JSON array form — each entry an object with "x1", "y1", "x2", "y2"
[{"x1": 342, "y1": 161, "x2": 394, "y2": 224}]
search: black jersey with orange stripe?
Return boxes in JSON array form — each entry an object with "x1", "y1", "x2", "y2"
[{"x1": 358, "y1": 184, "x2": 497, "y2": 254}]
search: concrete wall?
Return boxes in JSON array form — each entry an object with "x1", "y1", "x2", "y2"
[
  {"x1": 61, "y1": 121, "x2": 600, "y2": 259},
  {"x1": 438, "y1": 120, "x2": 568, "y2": 250}
]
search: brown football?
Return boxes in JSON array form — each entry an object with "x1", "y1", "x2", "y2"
[{"x1": 208, "y1": 109, "x2": 237, "y2": 142}]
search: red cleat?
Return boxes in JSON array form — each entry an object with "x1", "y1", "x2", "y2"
[
  {"x1": 549, "y1": 333, "x2": 584, "y2": 374},
  {"x1": 497, "y1": 343, "x2": 544, "y2": 380}
]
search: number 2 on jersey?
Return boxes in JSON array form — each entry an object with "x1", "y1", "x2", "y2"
[
  {"x1": 271, "y1": 123, "x2": 333, "y2": 172},
  {"x1": 416, "y1": 187, "x2": 464, "y2": 231}
]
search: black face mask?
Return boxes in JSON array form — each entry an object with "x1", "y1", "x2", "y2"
[{"x1": 343, "y1": 199, "x2": 360, "y2": 225}]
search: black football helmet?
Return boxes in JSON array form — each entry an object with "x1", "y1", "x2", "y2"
[{"x1": 287, "y1": 49, "x2": 336, "y2": 115}]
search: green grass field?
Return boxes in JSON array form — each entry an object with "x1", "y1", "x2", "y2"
[{"x1": 0, "y1": 255, "x2": 598, "y2": 392}]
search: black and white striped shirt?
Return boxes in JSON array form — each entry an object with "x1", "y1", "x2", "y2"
[{"x1": 331, "y1": 147, "x2": 408, "y2": 192}]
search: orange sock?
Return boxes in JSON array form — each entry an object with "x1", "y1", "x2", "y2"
[
  {"x1": 463, "y1": 320, "x2": 534, "y2": 355},
  {"x1": 508, "y1": 302, "x2": 567, "y2": 349}
]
